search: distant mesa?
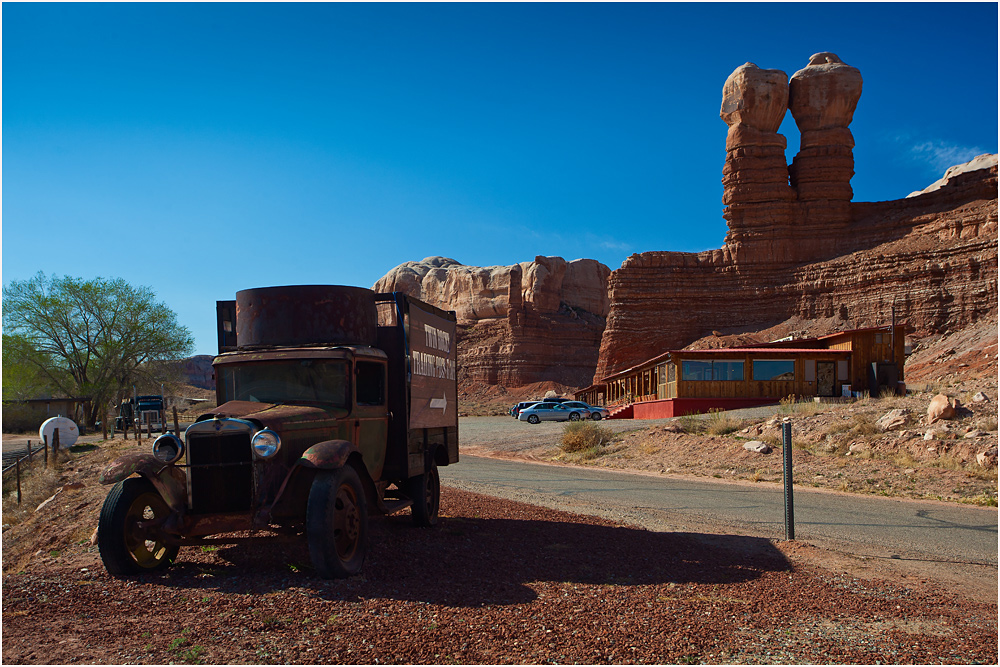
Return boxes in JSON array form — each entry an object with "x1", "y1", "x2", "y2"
[
  {"x1": 374, "y1": 256, "x2": 611, "y2": 388},
  {"x1": 907, "y1": 154, "x2": 998, "y2": 198}
]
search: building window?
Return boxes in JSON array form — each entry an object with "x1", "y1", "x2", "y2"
[
  {"x1": 681, "y1": 360, "x2": 744, "y2": 381},
  {"x1": 753, "y1": 359, "x2": 795, "y2": 381}
]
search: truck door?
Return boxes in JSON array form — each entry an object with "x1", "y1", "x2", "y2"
[{"x1": 354, "y1": 360, "x2": 388, "y2": 479}]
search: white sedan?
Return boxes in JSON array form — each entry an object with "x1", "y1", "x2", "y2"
[{"x1": 518, "y1": 402, "x2": 588, "y2": 424}]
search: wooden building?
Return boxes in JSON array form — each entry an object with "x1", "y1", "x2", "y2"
[{"x1": 576, "y1": 325, "x2": 905, "y2": 419}]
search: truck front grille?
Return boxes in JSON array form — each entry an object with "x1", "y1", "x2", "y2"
[{"x1": 187, "y1": 432, "x2": 253, "y2": 514}]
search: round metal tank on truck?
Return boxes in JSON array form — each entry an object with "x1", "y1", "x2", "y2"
[{"x1": 235, "y1": 285, "x2": 378, "y2": 348}]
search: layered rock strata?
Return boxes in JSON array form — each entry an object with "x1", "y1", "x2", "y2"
[
  {"x1": 595, "y1": 163, "x2": 998, "y2": 379},
  {"x1": 594, "y1": 52, "x2": 995, "y2": 381},
  {"x1": 722, "y1": 53, "x2": 863, "y2": 265},
  {"x1": 374, "y1": 256, "x2": 610, "y2": 387}
]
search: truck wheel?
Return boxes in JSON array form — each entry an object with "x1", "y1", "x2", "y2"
[
  {"x1": 307, "y1": 466, "x2": 368, "y2": 579},
  {"x1": 407, "y1": 462, "x2": 440, "y2": 527},
  {"x1": 98, "y1": 477, "x2": 179, "y2": 576}
]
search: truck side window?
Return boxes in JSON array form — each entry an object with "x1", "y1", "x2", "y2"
[{"x1": 356, "y1": 361, "x2": 386, "y2": 406}]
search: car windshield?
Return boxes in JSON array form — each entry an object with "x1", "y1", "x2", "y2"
[{"x1": 218, "y1": 360, "x2": 349, "y2": 407}]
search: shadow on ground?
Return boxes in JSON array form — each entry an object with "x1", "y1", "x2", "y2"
[{"x1": 140, "y1": 511, "x2": 789, "y2": 606}]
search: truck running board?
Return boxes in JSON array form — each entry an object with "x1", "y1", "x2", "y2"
[{"x1": 379, "y1": 497, "x2": 414, "y2": 515}]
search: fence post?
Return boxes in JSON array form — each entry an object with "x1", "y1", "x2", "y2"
[
  {"x1": 27, "y1": 440, "x2": 33, "y2": 464},
  {"x1": 16, "y1": 458, "x2": 22, "y2": 504},
  {"x1": 103, "y1": 415, "x2": 108, "y2": 441},
  {"x1": 173, "y1": 407, "x2": 180, "y2": 436},
  {"x1": 49, "y1": 428, "x2": 61, "y2": 469},
  {"x1": 43, "y1": 434, "x2": 49, "y2": 467},
  {"x1": 782, "y1": 417, "x2": 795, "y2": 541}
]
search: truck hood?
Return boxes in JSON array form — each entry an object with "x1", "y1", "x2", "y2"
[{"x1": 200, "y1": 401, "x2": 349, "y2": 429}]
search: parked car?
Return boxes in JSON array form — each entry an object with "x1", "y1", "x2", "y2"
[
  {"x1": 510, "y1": 397, "x2": 571, "y2": 418},
  {"x1": 518, "y1": 402, "x2": 588, "y2": 424},
  {"x1": 510, "y1": 401, "x2": 539, "y2": 418},
  {"x1": 560, "y1": 401, "x2": 610, "y2": 420}
]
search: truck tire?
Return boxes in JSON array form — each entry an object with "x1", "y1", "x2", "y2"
[
  {"x1": 98, "y1": 477, "x2": 179, "y2": 576},
  {"x1": 307, "y1": 466, "x2": 369, "y2": 579},
  {"x1": 407, "y1": 461, "x2": 440, "y2": 527}
]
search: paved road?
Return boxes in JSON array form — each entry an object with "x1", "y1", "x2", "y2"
[{"x1": 441, "y1": 455, "x2": 998, "y2": 567}]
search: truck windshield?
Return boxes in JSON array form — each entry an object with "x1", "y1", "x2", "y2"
[{"x1": 217, "y1": 360, "x2": 349, "y2": 407}]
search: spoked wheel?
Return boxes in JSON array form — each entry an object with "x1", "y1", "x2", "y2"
[
  {"x1": 591, "y1": 413, "x2": 603, "y2": 421},
  {"x1": 307, "y1": 466, "x2": 369, "y2": 579},
  {"x1": 407, "y1": 462, "x2": 440, "y2": 527},
  {"x1": 98, "y1": 477, "x2": 179, "y2": 576},
  {"x1": 527, "y1": 414, "x2": 540, "y2": 424},
  {"x1": 569, "y1": 412, "x2": 581, "y2": 421}
]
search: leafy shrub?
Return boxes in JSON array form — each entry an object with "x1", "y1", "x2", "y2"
[{"x1": 560, "y1": 421, "x2": 613, "y2": 453}]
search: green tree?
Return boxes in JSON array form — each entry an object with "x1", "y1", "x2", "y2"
[{"x1": 2, "y1": 273, "x2": 194, "y2": 426}]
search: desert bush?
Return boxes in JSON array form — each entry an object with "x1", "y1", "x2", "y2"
[
  {"x1": 560, "y1": 421, "x2": 614, "y2": 454},
  {"x1": 777, "y1": 396, "x2": 827, "y2": 416},
  {"x1": 974, "y1": 415, "x2": 998, "y2": 432},
  {"x1": 678, "y1": 414, "x2": 703, "y2": 434},
  {"x1": 849, "y1": 413, "x2": 881, "y2": 436},
  {"x1": 705, "y1": 409, "x2": 745, "y2": 436}
]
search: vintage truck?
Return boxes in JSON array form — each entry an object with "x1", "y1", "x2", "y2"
[{"x1": 97, "y1": 285, "x2": 458, "y2": 578}]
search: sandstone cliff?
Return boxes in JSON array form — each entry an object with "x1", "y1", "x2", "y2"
[
  {"x1": 594, "y1": 52, "x2": 997, "y2": 380},
  {"x1": 374, "y1": 256, "x2": 611, "y2": 387}
]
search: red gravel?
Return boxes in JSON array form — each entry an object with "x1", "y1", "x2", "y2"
[{"x1": 2, "y1": 488, "x2": 996, "y2": 664}]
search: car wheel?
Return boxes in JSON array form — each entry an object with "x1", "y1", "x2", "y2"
[
  {"x1": 307, "y1": 466, "x2": 369, "y2": 579},
  {"x1": 569, "y1": 412, "x2": 581, "y2": 421},
  {"x1": 98, "y1": 477, "x2": 179, "y2": 576},
  {"x1": 527, "y1": 414, "x2": 540, "y2": 424},
  {"x1": 591, "y1": 413, "x2": 603, "y2": 421},
  {"x1": 407, "y1": 460, "x2": 440, "y2": 527}
]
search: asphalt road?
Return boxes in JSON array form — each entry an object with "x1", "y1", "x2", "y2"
[{"x1": 440, "y1": 455, "x2": 998, "y2": 568}]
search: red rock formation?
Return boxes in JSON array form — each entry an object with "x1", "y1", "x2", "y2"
[
  {"x1": 594, "y1": 52, "x2": 995, "y2": 382},
  {"x1": 375, "y1": 256, "x2": 610, "y2": 387},
  {"x1": 595, "y1": 163, "x2": 998, "y2": 380}
]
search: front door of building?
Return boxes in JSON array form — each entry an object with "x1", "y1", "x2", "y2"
[{"x1": 817, "y1": 362, "x2": 836, "y2": 397}]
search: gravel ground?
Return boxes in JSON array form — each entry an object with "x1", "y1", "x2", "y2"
[
  {"x1": 2, "y1": 418, "x2": 997, "y2": 664},
  {"x1": 3, "y1": 488, "x2": 996, "y2": 665}
]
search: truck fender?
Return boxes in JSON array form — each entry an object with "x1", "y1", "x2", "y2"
[
  {"x1": 296, "y1": 441, "x2": 378, "y2": 516},
  {"x1": 298, "y1": 439, "x2": 359, "y2": 470},
  {"x1": 98, "y1": 452, "x2": 187, "y2": 513}
]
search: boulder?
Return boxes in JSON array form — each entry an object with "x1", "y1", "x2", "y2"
[
  {"x1": 743, "y1": 440, "x2": 772, "y2": 454},
  {"x1": 975, "y1": 447, "x2": 998, "y2": 468},
  {"x1": 927, "y1": 394, "x2": 957, "y2": 423},
  {"x1": 876, "y1": 408, "x2": 908, "y2": 432}
]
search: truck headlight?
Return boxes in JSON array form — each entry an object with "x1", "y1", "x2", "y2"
[
  {"x1": 152, "y1": 433, "x2": 184, "y2": 464},
  {"x1": 251, "y1": 429, "x2": 281, "y2": 459}
]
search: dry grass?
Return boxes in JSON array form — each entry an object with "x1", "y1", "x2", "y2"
[
  {"x1": 560, "y1": 421, "x2": 614, "y2": 454},
  {"x1": 704, "y1": 410, "x2": 746, "y2": 436},
  {"x1": 2, "y1": 463, "x2": 66, "y2": 527}
]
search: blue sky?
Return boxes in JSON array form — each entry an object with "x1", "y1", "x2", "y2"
[{"x1": 3, "y1": 2, "x2": 997, "y2": 356}]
